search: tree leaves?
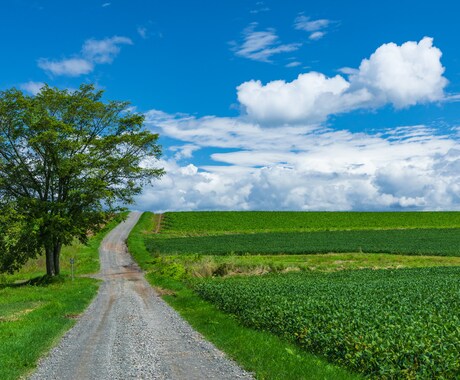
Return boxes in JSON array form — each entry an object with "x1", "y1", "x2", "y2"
[{"x1": 0, "y1": 84, "x2": 164, "y2": 274}]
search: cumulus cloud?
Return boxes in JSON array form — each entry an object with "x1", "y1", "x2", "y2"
[
  {"x1": 143, "y1": 108, "x2": 460, "y2": 211},
  {"x1": 351, "y1": 37, "x2": 447, "y2": 107},
  {"x1": 237, "y1": 37, "x2": 447, "y2": 123},
  {"x1": 137, "y1": 37, "x2": 458, "y2": 212},
  {"x1": 137, "y1": 133, "x2": 460, "y2": 212},
  {"x1": 38, "y1": 36, "x2": 132, "y2": 76},
  {"x1": 237, "y1": 72, "x2": 354, "y2": 123},
  {"x1": 231, "y1": 23, "x2": 301, "y2": 62}
]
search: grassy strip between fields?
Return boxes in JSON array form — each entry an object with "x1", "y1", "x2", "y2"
[
  {"x1": 128, "y1": 212, "x2": 361, "y2": 379},
  {"x1": 0, "y1": 214, "x2": 124, "y2": 380}
]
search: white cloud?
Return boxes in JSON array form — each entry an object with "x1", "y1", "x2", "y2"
[
  {"x1": 237, "y1": 37, "x2": 447, "y2": 123},
  {"x1": 137, "y1": 121, "x2": 460, "y2": 211},
  {"x1": 38, "y1": 58, "x2": 94, "y2": 77},
  {"x1": 232, "y1": 23, "x2": 301, "y2": 63},
  {"x1": 295, "y1": 16, "x2": 331, "y2": 32},
  {"x1": 309, "y1": 31, "x2": 325, "y2": 41},
  {"x1": 20, "y1": 81, "x2": 45, "y2": 95},
  {"x1": 137, "y1": 26, "x2": 148, "y2": 39},
  {"x1": 237, "y1": 72, "x2": 354, "y2": 123},
  {"x1": 168, "y1": 144, "x2": 201, "y2": 160},
  {"x1": 137, "y1": 37, "x2": 458, "y2": 212},
  {"x1": 82, "y1": 36, "x2": 132, "y2": 64},
  {"x1": 102, "y1": 2, "x2": 111, "y2": 7},
  {"x1": 351, "y1": 37, "x2": 448, "y2": 108},
  {"x1": 38, "y1": 36, "x2": 132, "y2": 76},
  {"x1": 285, "y1": 61, "x2": 301, "y2": 68},
  {"x1": 294, "y1": 15, "x2": 333, "y2": 41}
]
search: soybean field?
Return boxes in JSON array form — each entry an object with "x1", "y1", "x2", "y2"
[{"x1": 195, "y1": 267, "x2": 460, "y2": 379}]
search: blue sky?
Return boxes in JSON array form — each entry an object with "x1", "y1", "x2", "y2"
[{"x1": 2, "y1": 0, "x2": 460, "y2": 211}]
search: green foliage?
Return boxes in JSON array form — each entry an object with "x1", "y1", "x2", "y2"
[
  {"x1": 195, "y1": 267, "x2": 460, "y2": 379},
  {"x1": 0, "y1": 84, "x2": 164, "y2": 275},
  {"x1": 0, "y1": 204, "x2": 41, "y2": 273},
  {"x1": 161, "y1": 211, "x2": 460, "y2": 235},
  {"x1": 147, "y1": 228, "x2": 460, "y2": 257}
]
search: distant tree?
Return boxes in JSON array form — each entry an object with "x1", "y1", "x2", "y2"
[{"x1": 0, "y1": 84, "x2": 164, "y2": 276}]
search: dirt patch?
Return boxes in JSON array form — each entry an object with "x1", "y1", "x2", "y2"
[
  {"x1": 154, "y1": 214, "x2": 163, "y2": 234},
  {"x1": 65, "y1": 314, "x2": 81, "y2": 320},
  {"x1": 0, "y1": 303, "x2": 42, "y2": 322},
  {"x1": 154, "y1": 286, "x2": 177, "y2": 296}
]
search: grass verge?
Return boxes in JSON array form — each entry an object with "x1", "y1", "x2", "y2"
[
  {"x1": 0, "y1": 213, "x2": 124, "y2": 380},
  {"x1": 128, "y1": 212, "x2": 361, "y2": 379}
]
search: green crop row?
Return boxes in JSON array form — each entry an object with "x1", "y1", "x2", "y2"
[
  {"x1": 160, "y1": 211, "x2": 460, "y2": 235},
  {"x1": 194, "y1": 267, "x2": 460, "y2": 379},
  {"x1": 146, "y1": 228, "x2": 460, "y2": 257}
]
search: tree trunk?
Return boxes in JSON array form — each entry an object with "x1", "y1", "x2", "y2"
[
  {"x1": 53, "y1": 243, "x2": 62, "y2": 276},
  {"x1": 45, "y1": 245, "x2": 56, "y2": 276}
]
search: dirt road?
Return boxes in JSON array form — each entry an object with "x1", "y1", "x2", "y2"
[{"x1": 30, "y1": 212, "x2": 252, "y2": 380}]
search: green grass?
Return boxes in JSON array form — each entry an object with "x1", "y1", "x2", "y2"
[
  {"x1": 147, "y1": 228, "x2": 460, "y2": 257},
  {"x1": 0, "y1": 278, "x2": 98, "y2": 380},
  {"x1": 147, "y1": 252, "x2": 460, "y2": 278},
  {"x1": 127, "y1": 211, "x2": 161, "y2": 269},
  {"x1": 0, "y1": 214, "x2": 124, "y2": 380},
  {"x1": 195, "y1": 267, "x2": 460, "y2": 379},
  {"x1": 161, "y1": 211, "x2": 460, "y2": 235},
  {"x1": 128, "y1": 212, "x2": 360, "y2": 379}
]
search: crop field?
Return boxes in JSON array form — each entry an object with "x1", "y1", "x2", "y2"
[
  {"x1": 147, "y1": 228, "x2": 460, "y2": 257},
  {"x1": 147, "y1": 212, "x2": 460, "y2": 257},
  {"x1": 195, "y1": 267, "x2": 460, "y2": 379},
  {"x1": 135, "y1": 211, "x2": 460, "y2": 379},
  {"x1": 160, "y1": 211, "x2": 460, "y2": 234}
]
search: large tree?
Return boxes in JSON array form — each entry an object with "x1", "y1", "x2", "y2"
[{"x1": 0, "y1": 84, "x2": 164, "y2": 276}]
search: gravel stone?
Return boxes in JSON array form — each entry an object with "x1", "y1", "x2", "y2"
[{"x1": 29, "y1": 212, "x2": 253, "y2": 380}]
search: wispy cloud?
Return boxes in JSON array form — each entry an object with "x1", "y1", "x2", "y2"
[
  {"x1": 82, "y1": 36, "x2": 132, "y2": 64},
  {"x1": 102, "y1": 2, "x2": 111, "y2": 7},
  {"x1": 232, "y1": 23, "x2": 301, "y2": 63},
  {"x1": 137, "y1": 26, "x2": 148, "y2": 39},
  {"x1": 38, "y1": 58, "x2": 94, "y2": 77},
  {"x1": 285, "y1": 61, "x2": 301, "y2": 68},
  {"x1": 38, "y1": 36, "x2": 132, "y2": 76},
  {"x1": 294, "y1": 15, "x2": 334, "y2": 41},
  {"x1": 19, "y1": 81, "x2": 45, "y2": 95},
  {"x1": 250, "y1": 1, "x2": 270, "y2": 14}
]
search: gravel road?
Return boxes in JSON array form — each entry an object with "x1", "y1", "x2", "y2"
[{"x1": 30, "y1": 212, "x2": 253, "y2": 380}]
